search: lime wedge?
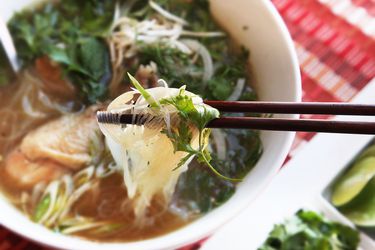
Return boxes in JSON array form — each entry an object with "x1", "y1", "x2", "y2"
[
  {"x1": 331, "y1": 157, "x2": 375, "y2": 206},
  {"x1": 357, "y1": 145, "x2": 375, "y2": 162},
  {"x1": 340, "y1": 177, "x2": 375, "y2": 227}
]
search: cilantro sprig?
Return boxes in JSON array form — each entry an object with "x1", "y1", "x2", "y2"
[
  {"x1": 128, "y1": 74, "x2": 241, "y2": 182},
  {"x1": 259, "y1": 210, "x2": 359, "y2": 250}
]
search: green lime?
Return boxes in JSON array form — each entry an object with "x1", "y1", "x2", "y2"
[
  {"x1": 340, "y1": 177, "x2": 375, "y2": 227},
  {"x1": 356, "y1": 145, "x2": 375, "y2": 162},
  {"x1": 331, "y1": 157, "x2": 375, "y2": 206}
]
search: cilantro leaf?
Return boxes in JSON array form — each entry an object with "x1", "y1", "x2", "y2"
[
  {"x1": 48, "y1": 37, "x2": 111, "y2": 103},
  {"x1": 158, "y1": 87, "x2": 240, "y2": 181},
  {"x1": 160, "y1": 89, "x2": 219, "y2": 131},
  {"x1": 258, "y1": 210, "x2": 360, "y2": 250}
]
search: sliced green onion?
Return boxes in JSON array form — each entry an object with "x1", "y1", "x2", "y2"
[
  {"x1": 127, "y1": 73, "x2": 160, "y2": 108},
  {"x1": 93, "y1": 223, "x2": 123, "y2": 234},
  {"x1": 33, "y1": 194, "x2": 51, "y2": 222},
  {"x1": 60, "y1": 221, "x2": 106, "y2": 234}
]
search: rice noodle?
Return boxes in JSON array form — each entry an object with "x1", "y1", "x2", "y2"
[
  {"x1": 107, "y1": 1, "x2": 224, "y2": 93},
  {"x1": 227, "y1": 78, "x2": 246, "y2": 101},
  {"x1": 99, "y1": 86, "x2": 203, "y2": 221},
  {"x1": 0, "y1": 70, "x2": 75, "y2": 154}
]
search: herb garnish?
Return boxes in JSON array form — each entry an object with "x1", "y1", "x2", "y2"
[
  {"x1": 259, "y1": 210, "x2": 359, "y2": 250},
  {"x1": 128, "y1": 73, "x2": 241, "y2": 182},
  {"x1": 8, "y1": 0, "x2": 115, "y2": 103}
]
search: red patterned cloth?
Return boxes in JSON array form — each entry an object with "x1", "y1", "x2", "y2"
[
  {"x1": 1, "y1": 0, "x2": 374, "y2": 249},
  {"x1": 275, "y1": 0, "x2": 375, "y2": 159}
]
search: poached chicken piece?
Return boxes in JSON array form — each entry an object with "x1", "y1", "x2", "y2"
[{"x1": 5, "y1": 107, "x2": 102, "y2": 187}]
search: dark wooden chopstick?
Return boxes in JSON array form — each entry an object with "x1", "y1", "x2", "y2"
[
  {"x1": 204, "y1": 100, "x2": 375, "y2": 116},
  {"x1": 207, "y1": 117, "x2": 375, "y2": 134},
  {"x1": 96, "y1": 112, "x2": 375, "y2": 135}
]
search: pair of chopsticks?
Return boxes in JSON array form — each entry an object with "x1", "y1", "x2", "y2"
[{"x1": 97, "y1": 101, "x2": 375, "y2": 135}]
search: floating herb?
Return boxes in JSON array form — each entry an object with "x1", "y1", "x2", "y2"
[{"x1": 8, "y1": 0, "x2": 115, "y2": 103}]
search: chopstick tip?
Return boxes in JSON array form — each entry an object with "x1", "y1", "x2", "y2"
[{"x1": 96, "y1": 111, "x2": 120, "y2": 124}]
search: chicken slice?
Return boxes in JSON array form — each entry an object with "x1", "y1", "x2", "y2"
[
  {"x1": 4, "y1": 107, "x2": 103, "y2": 188},
  {"x1": 5, "y1": 148, "x2": 67, "y2": 188},
  {"x1": 20, "y1": 107, "x2": 102, "y2": 171}
]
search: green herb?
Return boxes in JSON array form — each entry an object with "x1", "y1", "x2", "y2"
[
  {"x1": 33, "y1": 194, "x2": 51, "y2": 222},
  {"x1": 172, "y1": 128, "x2": 261, "y2": 213},
  {"x1": 128, "y1": 74, "x2": 239, "y2": 181},
  {"x1": 258, "y1": 210, "x2": 360, "y2": 250},
  {"x1": 48, "y1": 37, "x2": 112, "y2": 103},
  {"x1": 172, "y1": 161, "x2": 235, "y2": 213},
  {"x1": 211, "y1": 129, "x2": 263, "y2": 178},
  {"x1": 137, "y1": 43, "x2": 203, "y2": 93},
  {"x1": 159, "y1": 88, "x2": 241, "y2": 181},
  {"x1": 128, "y1": 73, "x2": 159, "y2": 108},
  {"x1": 8, "y1": 0, "x2": 115, "y2": 103},
  {"x1": 206, "y1": 48, "x2": 249, "y2": 100}
]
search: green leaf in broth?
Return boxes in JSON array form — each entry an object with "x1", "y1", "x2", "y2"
[
  {"x1": 172, "y1": 129, "x2": 261, "y2": 213},
  {"x1": 331, "y1": 157, "x2": 375, "y2": 207},
  {"x1": 339, "y1": 177, "x2": 375, "y2": 227},
  {"x1": 79, "y1": 37, "x2": 109, "y2": 80},
  {"x1": 33, "y1": 194, "x2": 51, "y2": 222},
  {"x1": 8, "y1": 0, "x2": 114, "y2": 104}
]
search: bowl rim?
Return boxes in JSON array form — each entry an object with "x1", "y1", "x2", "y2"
[{"x1": 0, "y1": 0, "x2": 301, "y2": 249}]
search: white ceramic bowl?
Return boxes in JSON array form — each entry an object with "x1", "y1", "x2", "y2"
[{"x1": 0, "y1": 0, "x2": 301, "y2": 249}]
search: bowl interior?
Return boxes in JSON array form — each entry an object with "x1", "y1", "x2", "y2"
[{"x1": 0, "y1": 0, "x2": 301, "y2": 249}]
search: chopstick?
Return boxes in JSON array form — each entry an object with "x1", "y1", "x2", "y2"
[
  {"x1": 97, "y1": 111, "x2": 375, "y2": 135},
  {"x1": 204, "y1": 101, "x2": 375, "y2": 116},
  {"x1": 207, "y1": 117, "x2": 375, "y2": 134}
]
